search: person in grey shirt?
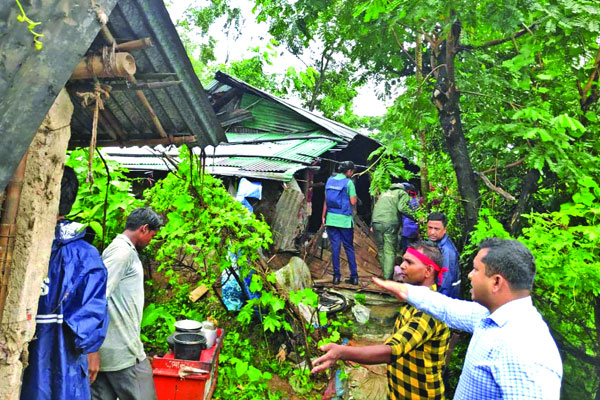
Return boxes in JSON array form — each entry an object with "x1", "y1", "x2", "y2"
[{"x1": 90, "y1": 207, "x2": 163, "y2": 400}]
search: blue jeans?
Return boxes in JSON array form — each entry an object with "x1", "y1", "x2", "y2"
[{"x1": 327, "y1": 226, "x2": 358, "y2": 279}]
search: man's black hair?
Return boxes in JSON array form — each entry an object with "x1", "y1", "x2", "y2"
[
  {"x1": 401, "y1": 182, "x2": 416, "y2": 192},
  {"x1": 59, "y1": 166, "x2": 79, "y2": 217},
  {"x1": 125, "y1": 207, "x2": 163, "y2": 231},
  {"x1": 479, "y1": 238, "x2": 536, "y2": 291},
  {"x1": 410, "y1": 240, "x2": 443, "y2": 272},
  {"x1": 427, "y1": 212, "x2": 447, "y2": 227},
  {"x1": 337, "y1": 161, "x2": 355, "y2": 173}
]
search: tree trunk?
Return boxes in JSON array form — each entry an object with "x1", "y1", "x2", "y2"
[
  {"x1": 415, "y1": 34, "x2": 431, "y2": 203},
  {"x1": 509, "y1": 168, "x2": 540, "y2": 236},
  {"x1": 431, "y1": 19, "x2": 480, "y2": 235},
  {"x1": 594, "y1": 295, "x2": 600, "y2": 400}
]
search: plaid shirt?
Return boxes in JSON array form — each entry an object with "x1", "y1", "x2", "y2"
[
  {"x1": 385, "y1": 286, "x2": 450, "y2": 400},
  {"x1": 407, "y1": 286, "x2": 563, "y2": 399}
]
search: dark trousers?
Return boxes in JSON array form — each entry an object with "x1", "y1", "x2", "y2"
[
  {"x1": 327, "y1": 226, "x2": 358, "y2": 279},
  {"x1": 91, "y1": 358, "x2": 157, "y2": 400}
]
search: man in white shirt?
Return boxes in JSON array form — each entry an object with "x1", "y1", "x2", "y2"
[
  {"x1": 90, "y1": 207, "x2": 163, "y2": 400},
  {"x1": 373, "y1": 238, "x2": 562, "y2": 400}
]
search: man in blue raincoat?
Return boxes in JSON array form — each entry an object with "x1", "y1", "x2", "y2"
[{"x1": 21, "y1": 166, "x2": 109, "y2": 400}]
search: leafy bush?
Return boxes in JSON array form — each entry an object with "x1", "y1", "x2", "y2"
[{"x1": 65, "y1": 148, "x2": 141, "y2": 249}]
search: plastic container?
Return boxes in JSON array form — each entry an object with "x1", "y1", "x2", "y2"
[
  {"x1": 174, "y1": 319, "x2": 202, "y2": 333},
  {"x1": 168, "y1": 320, "x2": 203, "y2": 350},
  {"x1": 173, "y1": 333, "x2": 206, "y2": 361},
  {"x1": 153, "y1": 329, "x2": 224, "y2": 400},
  {"x1": 201, "y1": 321, "x2": 217, "y2": 348}
]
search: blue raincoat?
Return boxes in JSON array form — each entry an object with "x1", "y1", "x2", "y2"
[{"x1": 21, "y1": 220, "x2": 109, "y2": 400}]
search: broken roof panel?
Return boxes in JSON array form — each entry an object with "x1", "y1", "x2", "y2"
[
  {"x1": 102, "y1": 130, "x2": 338, "y2": 180},
  {"x1": 212, "y1": 71, "x2": 364, "y2": 142},
  {"x1": 239, "y1": 94, "x2": 321, "y2": 134}
]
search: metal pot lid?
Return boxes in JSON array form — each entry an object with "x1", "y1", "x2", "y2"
[{"x1": 174, "y1": 319, "x2": 202, "y2": 331}]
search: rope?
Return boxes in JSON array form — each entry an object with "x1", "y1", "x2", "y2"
[
  {"x1": 76, "y1": 84, "x2": 111, "y2": 183},
  {"x1": 101, "y1": 42, "x2": 117, "y2": 77}
]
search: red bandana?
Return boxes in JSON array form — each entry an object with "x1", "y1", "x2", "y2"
[{"x1": 406, "y1": 247, "x2": 448, "y2": 285}]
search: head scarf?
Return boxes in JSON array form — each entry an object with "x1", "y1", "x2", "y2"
[{"x1": 406, "y1": 247, "x2": 448, "y2": 285}]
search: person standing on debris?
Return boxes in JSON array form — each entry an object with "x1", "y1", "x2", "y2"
[
  {"x1": 21, "y1": 166, "x2": 109, "y2": 400},
  {"x1": 90, "y1": 207, "x2": 163, "y2": 400},
  {"x1": 373, "y1": 238, "x2": 563, "y2": 399},
  {"x1": 322, "y1": 161, "x2": 359, "y2": 285},
  {"x1": 427, "y1": 212, "x2": 460, "y2": 298},
  {"x1": 311, "y1": 241, "x2": 450, "y2": 399},
  {"x1": 400, "y1": 184, "x2": 421, "y2": 252},
  {"x1": 371, "y1": 182, "x2": 417, "y2": 280}
]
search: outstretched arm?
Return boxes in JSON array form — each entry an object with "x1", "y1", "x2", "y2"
[
  {"x1": 311, "y1": 343, "x2": 391, "y2": 374},
  {"x1": 373, "y1": 278, "x2": 488, "y2": 333}
]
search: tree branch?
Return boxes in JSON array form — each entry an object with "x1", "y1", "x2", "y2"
[
  {"x1": 460, "y1": 90, "x2": 523, "y2": 109},
  {"x1": 581, "y1": 47, "x2": 600, "y2": 100},
  {"x1": 475, "y1": 171, "x2": 516, "y2": 201},
  {"x1": 551, "y1": 327, "x2": 600, "y2": 367},
  {"x1": 391, "y1": 26, "x2": 417, "y2": 66},
  {"x1": 458, "y1": 21, "x2": 538, "y2": 52},
  {"x1": 482, "y1": 157, "x2": 525, "y2": 174}
]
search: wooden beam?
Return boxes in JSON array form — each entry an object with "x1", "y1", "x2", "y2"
[
  {"x1": 101, "y1": 107, "x2": 127, "y2": 140},
  {"x1": 68, "y1": 80, "x2": 182, "y2": 92},
  {"x1": 115, "y1": 37, "x2": 152, "y2": 52},
  {"x1": 70, "y1": 52, "x2": 137, "y2": 79},
  {"x1": 135, "y1": 72, "x2": 178, "y2": 80},
  {"x1": 128, "y1": 74, "x2": 168, "y2": 138},
  {"x1": 69, "y1": 135, "x2": 196, "y2": 149}
]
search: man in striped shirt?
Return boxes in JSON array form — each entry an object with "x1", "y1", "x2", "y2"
[
  {"x1": 311, "y1": 241, "x2": 450, "y2": 399},
  {"x1": 374, "y1": 238, "x2": 562, "y2": 399}
]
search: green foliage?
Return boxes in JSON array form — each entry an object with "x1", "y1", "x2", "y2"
[
  {"x1": 144, "y1": 146, "x2": 272, "y2": 276},
  {"x1": 65, "y1": 148, "x2": 141, "y2": 250},
  {"x1": 214, "y1": 330, "x2": 285, "y2": 399},
  {"x1": 354, "y1": 293, "x2": 366, "y2": 306},
  {"x1": 469, "y1": 180, "x2": 600, "y2": 397},
  {"x1": 367, "y1": 144, "x2": 412, "y2": 196}
]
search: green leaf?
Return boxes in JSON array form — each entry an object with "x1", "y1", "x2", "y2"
[
  {"x1": 89, "y1": 220, "x2": 103, "y2": 236},
  {"x1": 235, "y1": 360, "x2": 248, "y2": 377},
  {"x1": 247, "y1": 366, "x2": 263, "y2": 382}
]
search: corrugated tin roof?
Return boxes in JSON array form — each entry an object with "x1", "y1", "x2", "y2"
[
  {"x1": 239, "y1": 94, "x2": 321, "y2": 133},
  {"x1": 212, "y1": 71, "x2": 366, "y2": 142},
  {"x1": 102, "y1": 130, "x2": 338, "y2": 181},
  {"x1": 67, "y1": 0, "x2": 225, "y2": 148}
]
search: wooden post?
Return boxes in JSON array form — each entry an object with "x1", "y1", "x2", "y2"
[{"x1": 0, "y1": 153, "x2": 28, "y2": 323}]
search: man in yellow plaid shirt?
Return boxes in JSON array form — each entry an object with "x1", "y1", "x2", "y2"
[{"x1": 311, "y1": 241, "x2": 450, "y2": 399}]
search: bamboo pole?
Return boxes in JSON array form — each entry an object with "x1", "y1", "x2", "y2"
[
  {"x1": 127, "y1": 74, "x2": 169, "y2": 139},
  {"x1": 0, "y1": 152, "x2": 28, "y2": 323},
  {"x1": 115, "y1": 38, "x2": 152, "y2": 52},
  {"x1": 97, "y1": 25, "x2": 169, "y2": 141},
  {"x1": 70, "y1": 52, "x2": 137, "y2": 80},
  {"x1": 69, "y1": 135, "x2": 196, "y2": 149}
]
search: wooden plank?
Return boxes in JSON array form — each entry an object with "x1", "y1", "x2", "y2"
[{"x1": 189, "y1": 285, "x2": 209, "y2": 302}]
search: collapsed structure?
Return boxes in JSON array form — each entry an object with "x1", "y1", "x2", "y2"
[{"x1": 102, "y1": 72, "x2": 420, "y2": 290}]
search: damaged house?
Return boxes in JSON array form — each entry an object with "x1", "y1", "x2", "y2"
[{"x1": 103, "y1": 72, "x2": 419, "y2": 288}]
